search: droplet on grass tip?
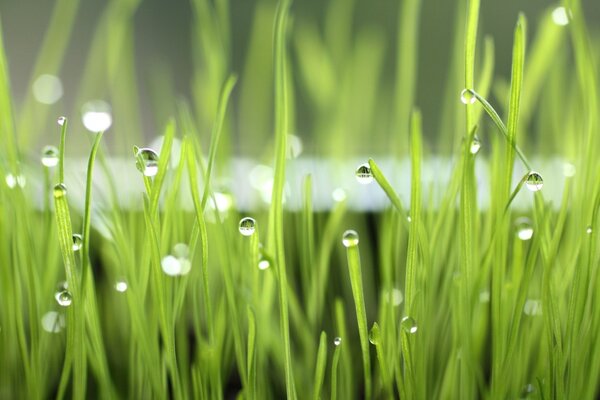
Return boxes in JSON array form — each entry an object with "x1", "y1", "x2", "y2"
[
  {"x1": 57, "y1": 116, "x2": 66, "y2": 126},
  {"x1": 81, "y1": 100, "x2": 112, "y2": 132},
  {"x1": 53, "y1": 183, "x2": 67, "y2": 198},
  {"x1": 258, "y1": 259, "x2": 270, "y2": 270},
  {"x1": 239, "y1": 217, "x2": 256, "y2": 236},
  {"x1": 72, "y1": 234, "x2": 82, "y2": 251},
  {"x1": 41, "y1": 311, "x2": 65, "y2": 333},
  {"x1": 515, "y1": 218, "x2": 533, "y2": 241},
  {"x1": 342, "y1": 230, "x2": 359, "y2": 248},
  {"x1": 552, "y1": 7, "x2": 569, "y2": 26},
  {"x1": 470, "y1": 135, "x2": 481, "y2": 154},
  {"x1": 134, "y1": 147, "x2": 159, "y2": 177},
  {"x1": 460, "y1": 89, "x2": 476, "y2": 105},
  {"x1": 54, "y1": 290, "x2": 72, "y2": 307},
  {"x1": 368, "y1": 323, "x2": 381, "y2": 345},
  {"x1": 525, "y1": 172, "x2": 543, "y2": 192},
  {"x1": 401, "y1": 316, "x2": 418, "y2": 334},
  {"x1": 41, "y1": 146, "x2": 59, "y2": 167},
  {"x1": 333, "y1": 337, "x2": 342, "y2": 346},
  {"x1": 355, "y1": 163, "x2": 373, "y2": 184},
  {"x1": 115, "y1": 280, "x2": 128, "y2": 292},
  {"x1": 586, "y1": 226, "x2": 592, "y2": 234}
]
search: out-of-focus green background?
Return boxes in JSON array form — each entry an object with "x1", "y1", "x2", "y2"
[{"x1": 0, "y1": 0, "x2": 597, "y2": 157}]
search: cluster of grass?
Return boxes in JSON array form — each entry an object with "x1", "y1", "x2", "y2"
[{"x1": 1, "y1": 0, "x2": 599, "y2": 398}]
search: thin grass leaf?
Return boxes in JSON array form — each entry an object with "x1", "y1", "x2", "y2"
[{"x1": 312, "y1": 331, "x2": 328, "y2": 400}]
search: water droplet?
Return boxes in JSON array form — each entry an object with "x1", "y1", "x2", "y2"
[
  {"x1": 470, "y1": 135, "x2": 481, "y2": 154},
  {"x1": 479, "y1": 291, "x2": 490, "y2": 303},
  {"x1": 258, "y1": 259, "x2": 270, "y2": 270},
  {"x1": 53, "y1": 183, "x2": 67, "y2": 198},
  {"x1": 407, "y1": 215, "x2": 412, "y2": 223},
  {"x1": 57, "y1": 116, "x2": 66, "y2": 126},
  {"x1": 333, "y1": 337, "x2": 342, "y2": 346},
  {"x1": 460, "y1": 89, "x2": 476, "y2": 105},
  {"x1": 41, "y1": 311, "x2": 65, "y2": 333},
  {"x1": 115, "y1": 280, "x2": 128, "y2": 292},
  {"x1": 523, "y1": 299, "x2": 542, "y2": 316},
  {"x1": 81, "y1": 100, "x2": 112, "y2": 132},
  {"x1": 72, "y1": 234, "x2": 83, "y2": 251},
  {"x1": 355, "y1": 163, "x2": 373, "y2": 184},
  {"x1": 239, "y1": 217, "x2": 256, "y2": 236},
  {"x1": 383, "y1": 288, "x2": 403, "y2": 306},
  {"x1": 552, "y1": 7, "x2": 569, "y2": 26},
  {"x1": 55, "y1": 290, "x2": 72, "y2": 307},
  {"x1": 33, "y1": 74, "x2": 63, "y2": 105},
  {"x1": 41, "y1": 146, "x2": 59, "y2": 167},
  {"x1": 208, "y1": 192, "x2": 234, "y2": 213},
  {"x1": 332, "y1": 188, "x2": 347, "y2": 202},
  {"x1": 342, "y1": 230, "x2": 359, "y2": 248},
  {"x1": 586, "y1": 226, "x2": 592, "y2": 234},
  {"x1": 563, "y1": 162, "x2": 576, "y2": 177},
  {"x1": 369, "y1": 323, "x2": 381, "y2": 345},
  {"x1": 161, "y1": 255, "x2": 182, "y2": 276},
  {"x1": 515, "y1": 218, "x2": 533, "y2": 241},
  {"x1": 286, "y1": 134, "x2": 303, "y2": 159},
  {"x1": 135, "y1": 147, "x2": 159, "y2": 177},
  {"x1": 520, "y1": 383, "x2": 535, "y2": 398},
  {"x1": 401, "y1": 316, "x2": 418, "y2": 334},
  {"x1": 179, "y1": 259, "x2": 192, "y2": 275},
  {"x1": 173, "y1": 243, "x2": 190, "y2": 259},
  {"x1": 525, "y1": 172, "x2": 543, "y2": 192},
  {"x1": 5, "y1": 174, "x2": 26, "y2": 189}
]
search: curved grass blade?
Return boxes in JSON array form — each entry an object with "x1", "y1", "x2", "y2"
[{"x1": 312, "y1": 331, "x2": 328, "y2": 400}]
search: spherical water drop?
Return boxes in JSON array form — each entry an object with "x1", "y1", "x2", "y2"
[
  {"x1": 53, "y1": 183, "x2": 67, "y2": 198},
  {"x1": 333, "y1": 337, "x2": 342, "y2": 346},
  {"x1": 135, "y1": 148, "x2": 160, "y2": 177},
  {"x1": 515, "y1": 218, "x2": 533, "y2": 241},
  {"x1": 81, "y1": 100, "x2": 112, "y2": 132},
  {"x1": 586, "y1": 226, "x2": 592, "y2": 234},
  {"x1": 523, "y1": 299, "x2": 542, "y2": 316},
  {"x1": 57, "y1": 116, "x2": 66, "y2": 126},
  {"x1": 239, "y1": 217, "x2": 256, "y2": 236},
  {"x1": 115, "y1": 280, "x2": 128, "y2": 292},
  {"x1": 41, "y1": 146, "x2": 59, "y2": 167},
  {"x1": 55, "y1": 290, "x2": 72, "y2": 307},
  {"x1": 173, "y1": 243, "x2": 190, "y2": 259},
  {"x1": 41, "y1": 311, "x2": 65, "y2": 333},
  {"x1": 72, "y1": 234, "x2": 83, "y2": 251},
  {"x1": 552, "y1": 7, "x2": 569, "y2": 26},
  {"x1": 384, "y1": 288, "x2": 403, "y2": 306},
  {"x1": 342, "y1": 230, "x2": 359, "y2": 248},
  {"x1": 33, "y1": 74, "x2": 63, "y2": 105},
  {"x1": 369, "y1": 323, "x2": 381, "y2": 345},
  {"x1": 258, "y1": 259, "x2": 270, "y2": 270},
  {"x1": 525, "y1": 172, "x2": 543, "y2": 192},
  {"x1": 355, "y1": 163, "x2": 373, "y2": 184},
  {"x1": 401, "y1": 316, "x2": 418, "y2": 334},
  {"x1": 5, "y1": 174, "x2": 26, "y2": 189},
  {"x1": 161, "y1": 255, "x2": 182, "y2": 276},
  {"x1": 470, "y1": 135, "x2": 481, "y2": 154},
  {"x1": 179, "y1": 259, "x2": 192, "y2": 275},
  {"x1": 332, "y1": 188, "x2": 347, "y2": 202},
  {"x1": 460, "y1": 89, "x2": 476, "y2": 105}
]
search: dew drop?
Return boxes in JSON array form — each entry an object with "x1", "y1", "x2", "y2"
[
  {"x1": 520, "y1": 383, "x2": 535, "y2": 398},
  {"x1": 401, "y1": 316, "x2": 418, "y2": 334},
  {"x1": 81, "y1": 100, "x2": 112, "y2": 132},
  {"x1": 72, "y1": 234, "x2": 83, "y2": 251},
  {"x1": 369, "y1": 323, "x2": 381, "y2": 345},
  {"x1": 525, "y1": 172, "x2": 543, "y2": 192},
  {"x1": 332, "y1": 188, "x2": 347, "y2": 202},
  {"x1": 383, "y1": 288, "x2": 403, "y2": 306},
  {"x1": 586, "y1": 226, "x2": 592, "y2": 234},
  {"x1": 57, "y1": 116, "x2": 66, "y2": 126},
  {"x1": 286, "y1": 134, "x2": 303, "y2": 159},
  {"x1": 41, "y1": 145, "x2": 59, "y2": 167},
  {"x1": 53, "y1": 183, "x2": 67, "y2": 198},
  {"x1": 460, "y1": 89, "x2": 476, "y2": 105},
  {"x1": 115, "y1": 280, "x2": 128, "y2": 292},
  {"x1": 258, "y1": 259, "x2": 271, "y2": 270},
  {"x1": 134, "y1": 147, "x2": 159, "y2": 177},
  {"x1": 5, "y1": 174, "x2": 26, "y2": 189},
  {"x1": 41, "y1": 311, "x2": 65, "y2": 333},
  {"x1": 342, "y1": 230, "x2": 359, "y2": 248},
  {"x1": 515, "y1": 218, "x2": 533, "y2": 241},
  {"x1": 55, "y1": 290, "x2": 72, "y2": 307},
  {"x1": 161, "y1": 255, "x2": 182, "y2": 276},
  {"x1": 333, "y1": 337, "x2": 342, "y2": 346},
  {"x1": 523, "y1": 299, "x2": 542, "y2": 316},
  {"x1": 355, "y1": 163, "x2": 373, "y2": 184},
  {"x1": 33, "y1": 74, "x2": 63, "y2": 105},
  {"x1": 552, "y1": 7, "x2": 569, "y2": 26},
  {"x1": 173, "y1": 243, "x2": 190, "y2": 259},
  {"x1": 470, "y1": 135, "x2": 481, "y2": 154},
  {"x1": 239, "y1": 217, "x2": 256, "y2": 236}
]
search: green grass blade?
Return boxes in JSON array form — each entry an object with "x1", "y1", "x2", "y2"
[{"x1": 312, "y1": 331, "x2": 328, "y2": 400}]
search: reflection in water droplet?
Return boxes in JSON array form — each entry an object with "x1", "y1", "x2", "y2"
[
  {"x1": 239, "y1": 217, "x2": 256, "y2": 236},
  {"x1": 134, "y1": 147, "x2": 160, "y2": 177},
  {"x1": 470, "y1": 135, "x2": 481, "y2": 154},
  {"x1": 41, "y1": 146, "x2": 59, "y2": 167},
  {"x1": 355, "y1": 163, "x2": 373, "y2": 184},
  {"x1": 552, "y1": 7, "x2": 569, "y2": 26},
  {"x1": 460, "y1": 89, "x2": 476, "y2": 105},
  {"x1": 401, "y1": 316, "x2": 418, "y2": 334},
  {"x1": 515, "y1": 218, "x2": 533, "y2": 241},
  {"x1": 342, "y1": 230, "x2": 359, "y2": 248},
  {"x1": 57, "y1": 116, "x2": 66, "y2": 126},
  {"x1": 525, "y1": 172, "x2": 543, "y2": 192},
  {"x1": 333, "y1": 337, "x2": 342, "y2": 346},
  {"x1": 81, "y1": 100, "x2": 112, "y2": 132},
  {"x1": 53, "y1": 183, "x2": 67, "y2": 198},
  {"x1": 72, "y1": 234, "x2": 83, "y2": 251},
  {"x1": 55, "y1": 290, "x2": 72, "y2": 307}
]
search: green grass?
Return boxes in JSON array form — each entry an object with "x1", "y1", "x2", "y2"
[{"x1": 1, "y1": 0, "x2": 600, "y2": 398}]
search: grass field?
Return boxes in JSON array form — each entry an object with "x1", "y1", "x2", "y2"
[{"x1": 0, "y1": 0, "x2": 599, "y2": 398}]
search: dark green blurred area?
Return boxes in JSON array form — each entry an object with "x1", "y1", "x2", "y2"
[{"x1": 0, "y1": 0, "x2": 597, "y2": 157}]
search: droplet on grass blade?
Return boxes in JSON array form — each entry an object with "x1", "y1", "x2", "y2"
[
  {"x1": 41, "y1": 146, "x2": 59, "y2": 167},
  {"x1": 470, "y1": 135, "x2": 481, "y2": 154},
  {"x1": 460, "y1": 89, "x2": 476, "y2": 105},
  {"x1": 368, "y1": 323, "x2": 381, "y2": 345},
  {"x1": 342, "y1": 230, "x2": 359, "y2": 248},
  {"x1": 401, "y1": 316, "x2": 418, "y2": 334},
  {"x1": 515, "y1": 218, "x2": 533, "y2": 241},
  {"x1": 523, "y1": 299, "x2": 542, "y2": 316},
  {"x1": 355, "y1": 163, "x2": 373, "y2": 184},
  {"x1": 586, "y1": 226, "x2": 592, "y2": 234},
  {"x1": 72, "y1": 234, "x2": 83, "y2": 251},
  {"x1": 134, "y1": 147, "x2": 159, "y2": 177},
  {"x1": 239, "y1": 217, "x2": 256, "y2": 236},
  {"x1": 258, "y1": 258, "x2": 270, "y2": 270},
  {"x1": 53, "y1": 183, "x2": 67, "y2": 198},
  {"x1": 81, "y1": 100, "x2": 112, "y2": 132},
  {"x1": 57, "y1": 116, "x2": 66, "y2": 126},
  {"x1": 525, "y1": 172, "x2": 543, "y2": 192},
  {"x1": 41, "y1": 311, "x2": 65, "y2": 333},
  {"x1": 54, "y1": 290, "x2": 72, "y2": 307},
  {"x1": 333, "y1": 337, "x2": 342, "y2": 346},
  {"x1": 161, "y1": 255, "x2": 182, "y2": 276},
  {"x1": 5, "y1": 174, "x2": 26, "y2": 189},
  {"x1": 115, "y1": 280, "x2": 128, "y2": 292}
]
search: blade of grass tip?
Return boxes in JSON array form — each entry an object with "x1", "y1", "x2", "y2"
[
  {"x1": 370, "y1": 322, "x2": 392, "y2": 395},
  {"x1": 270, "y1": 0, "x2": 296, "y2": 398},
  {"x1": 312, "y1": 331, "x2": 328, "y2": 400},
  {"x1": 200, "y1": 74, "x2": 238, "y2": 210},
  {"x1": 150, "y1": 120, "x2": 175, "y2": 214},
  {"x1": 0, "y1": 18, "x2": 19, "y2": 172},
  {"x1": 344, "y1": 231, "x2": 371, "y2": 400},
  {"x1": 247, "y1": 306, "x2": 257, "y2": 400},
  {"x1": 53, "y1": 183, "x2": 86, "y2": 399},
  {"x1": 368, "y1": 158, "x2": 409, "y2": 220},
  {"x1": 460, "y1": 0, "x2": 479, "y2": 397},
  {"x1": 58, "y1": 118, "x2": 68, "y2": 184}
]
